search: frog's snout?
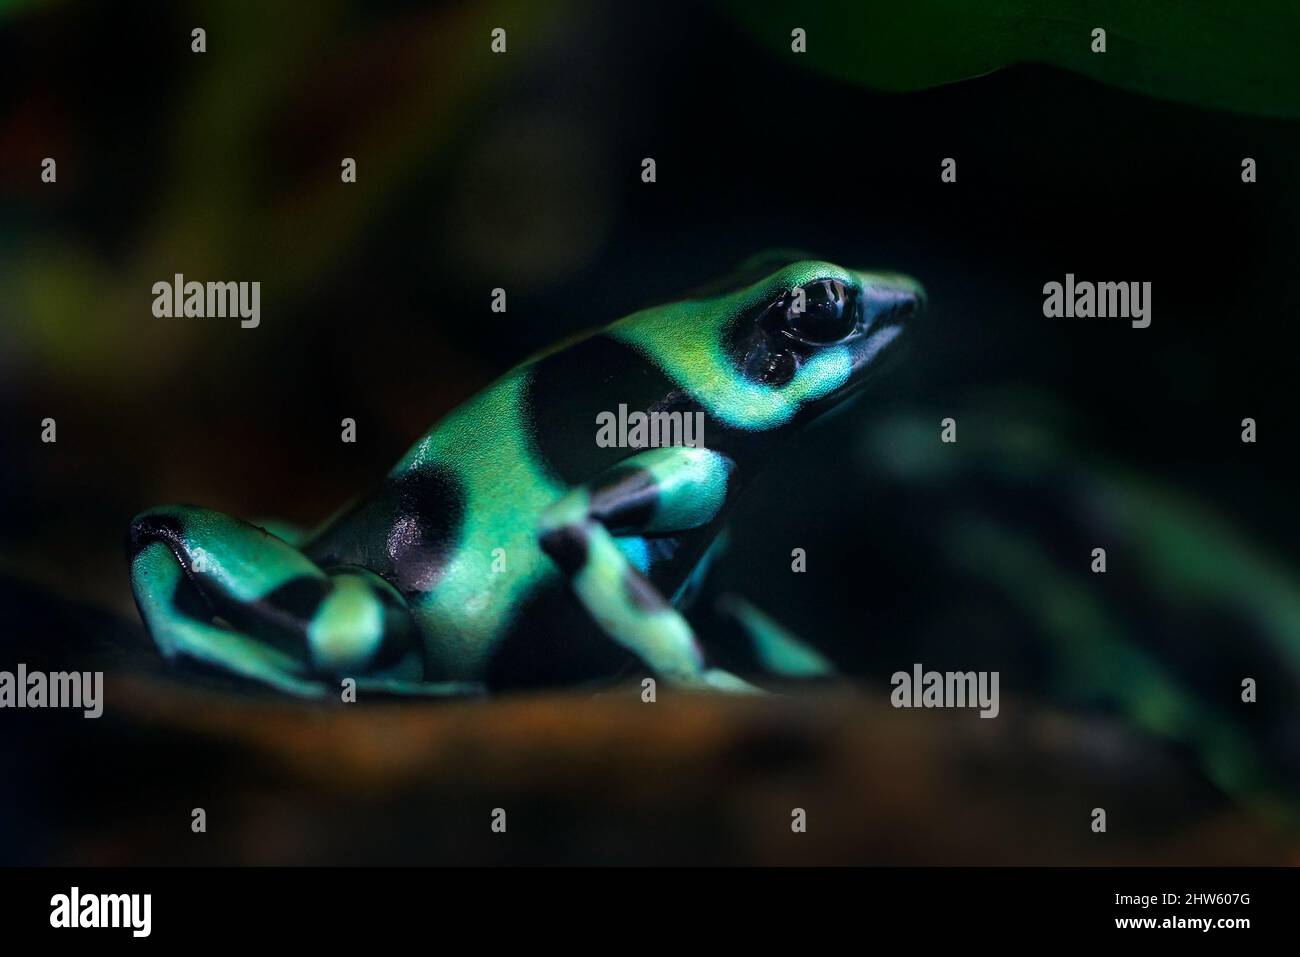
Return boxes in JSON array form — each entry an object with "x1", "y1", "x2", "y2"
[{"x1": 859, "y1": 272, "x2": 926, "y2": 332}]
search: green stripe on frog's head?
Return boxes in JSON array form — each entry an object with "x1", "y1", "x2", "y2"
[{"x1": 611, "y1": 258, "x2": 923, "y2": 435}]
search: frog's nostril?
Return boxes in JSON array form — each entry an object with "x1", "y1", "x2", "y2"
[
  {"x1": 859, "y1": 274, "x2": 925, "y2": 327},
  {"x1": 884, "y1": 292, "x2": 921, "y2": 325}
]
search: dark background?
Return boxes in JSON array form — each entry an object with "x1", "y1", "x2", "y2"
[{"x1": 1, "y1": 0, "x2": 1297, "y2": 864}]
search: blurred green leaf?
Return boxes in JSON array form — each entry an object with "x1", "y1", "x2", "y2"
[
  {"x1": 726, "y1": 0, "x2": 1300, "y2": 117},
  {"x1": 863, "y1": 402, "x2": 1300, "y2": 821}
]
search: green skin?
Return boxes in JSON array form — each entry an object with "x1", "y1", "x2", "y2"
[{"x1": 127, "y1": 257, "x2": 923, "y2": 696}]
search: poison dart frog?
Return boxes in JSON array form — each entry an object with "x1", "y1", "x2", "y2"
[{"x1": 127, "y1": 256, "x2": 924, "y2": 696}]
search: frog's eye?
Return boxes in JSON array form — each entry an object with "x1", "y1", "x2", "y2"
[
  {"x1": 731, "y1": 277, "x2": 862, "y2": 386},
  {"x1": 769, "y1": 279, "x2": 859, "y2": 344}
]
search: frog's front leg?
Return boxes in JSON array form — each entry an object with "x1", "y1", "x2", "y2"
[
  {"x1": 128, "y1": 505, "x2": 477, "y2": 697},
  {"x1": 538, "y1": 447, "x2": 758, "y2": 692}
]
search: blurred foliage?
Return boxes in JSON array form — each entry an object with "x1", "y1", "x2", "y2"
[
  {"x1": 0, "y1": 0, "x2": 47, "y2": 19},
  {"x1": 726, "y1": 0, "x2": 1300, "y2": 117},
  {"x1": 861, "y1": 399, "x2": 1300, "y2": 824},
  {"x1": 1, "y1": 0, "x2": 563, "y2": 389}
]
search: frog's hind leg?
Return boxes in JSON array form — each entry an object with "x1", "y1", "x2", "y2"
[
  {"x1": 129, "y1": 539, "x2": 328, "y2": 695},
  {"x1": 128, "y1": 505, "x2": 474, "y2": 697},
  {"x1": 537, "y1": 447, "x2": 758, "y2": 693}
]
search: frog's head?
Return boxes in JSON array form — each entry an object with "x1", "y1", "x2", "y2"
[
  {"x1": 612, "y1": 257, "x2": 924, "y2": 438},
  {"x1": 720, "y1": 260, "x2": 924, "y2": 419}
]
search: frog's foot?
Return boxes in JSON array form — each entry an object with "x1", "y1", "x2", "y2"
[
  {"x1": 537, "y1": 447, "x2": 760, "y2": 694},
  {"x1": 715, "y1": 593, "x2": 836, "y2": 679},
  {"x1": 127, "y1": 505, "x2": 467, "y2": 697}
]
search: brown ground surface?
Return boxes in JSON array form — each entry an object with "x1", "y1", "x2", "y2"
[{"x1": 14, "y1": 664, "x2": 1296, "y2": 866}]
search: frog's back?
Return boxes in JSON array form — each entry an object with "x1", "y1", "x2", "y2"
[{"x1": 304, "y1": 331, "x2": 707, "y2": 685}]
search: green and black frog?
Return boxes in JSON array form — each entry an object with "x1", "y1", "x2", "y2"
[{"x1": 127, "y1": 257, "x2": 923, "y2": 696}]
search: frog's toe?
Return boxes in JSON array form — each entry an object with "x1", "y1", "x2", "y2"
[
  {"x1": 715, "y1": 593, "x2": 836, "y2": 679},
  {"x1": 302, "y1": 566, "x2": 424, "y2": 682}
]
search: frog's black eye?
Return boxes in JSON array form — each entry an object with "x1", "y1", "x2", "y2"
[
  {"x1": 743, "y1": 346, "x2": 796, "y2": 387},
  {"x1": 776, "y1": 279, "x2": 859, "y2": 344}
]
